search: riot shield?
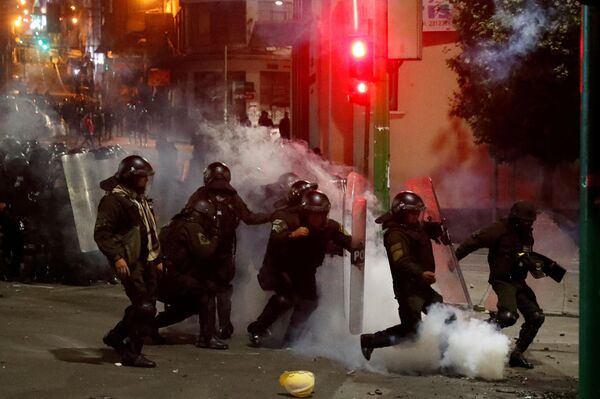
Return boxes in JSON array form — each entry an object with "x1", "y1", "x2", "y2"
[
  {"x1": 343, "y1": 171, "x2": 368, "y2": 334},
  {"x1": 405, "y1": 176, "x2": 472, "y2": 308},
  {"x1": 61, "y1": 153, "x2": 120, "y2": 252}
]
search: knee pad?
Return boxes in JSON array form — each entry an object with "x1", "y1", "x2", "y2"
[
  {"x1": 136, "y1": 302, "x2": 157, "y2": 318},
  {"x1": 273, "y1": 295, "x2": 293, "y2": 309},
  {"x1": 495, "y1": 310, "x2": 518, "y2": 328},
  {"x1": 526, "y1": 311, "x2": 545, "y2": 328}
]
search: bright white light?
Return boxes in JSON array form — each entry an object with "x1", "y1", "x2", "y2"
[
  {"x1": 73, "y1": 68, "x2": 80, "y2": 75},
  {"x1": 274, "y1": 0, "x2": 283, "y2": 5},
  {"x1": 41, "y1": 7, "x2": 46, "y2": 13},
  {"x1": 351, "y1": 40, "x2": 367, "y2": 58},
  {"x1": 19, "y1": 0, "x2": 26, "y2": 5},
  {"x1": 356, "y1": 81, "x2": 368, "y2": 94},
  {"x1": 93, "y1": 53, "x2": 105, "y2": 65},
  {"x1": 23, "y1": 9, "x2": 29, "y2": 15}
]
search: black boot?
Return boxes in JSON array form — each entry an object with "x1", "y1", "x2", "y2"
[
  {"x1": 247, "y1": 322, "x2": 263, "y2": 347},
  {"x1": 122, "y1": 352, "x2": 157, "y2": 368},
  {"x1": 196, "y1": 336, "x2": 229, "y2": 350},
  {"x1": 509, "y1": 349, "x2": 534, "y2": 369},
  {"x1": 360, "y1": 334, "x2": 375, "y2": 361},
  {"x1": 217, "y1": 322, "x2": 234, "y2": 340}
]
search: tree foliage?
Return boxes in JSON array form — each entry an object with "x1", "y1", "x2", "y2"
[{"x1": 447, "y1": 0, "x2": 581, "y2": 164}]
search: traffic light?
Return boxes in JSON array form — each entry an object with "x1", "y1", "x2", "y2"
[
  {"x1": 347, "y1": 80, "x2": 369, "y2": 106},
  {"x1": 347, "y1": 34, "x2": 373, "y2": 106},
  {"x1": 349, "y1": 35, "x2": 373, "y2": 80},
  {"x1": 37, "y1": 38, "x2": 49, "y2": 51}
]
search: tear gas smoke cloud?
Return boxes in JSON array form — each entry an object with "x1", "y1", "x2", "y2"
[
  {"x1": 464, "y1": 0, "x2": 551, "y2": 83},
  {"x1": 157, "y1": 121, "x2": 510, "y2": 380},
  {"x1": 293, "y1": 209, "x2": 510, "y2": 381}
]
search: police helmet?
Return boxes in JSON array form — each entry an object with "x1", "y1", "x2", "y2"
[
  {"x1": 116, "y1": 155, "x2": 154, "y2": 184},
  {"x1": 287, "y1": 180, "x2": 318, "y2": 206},
  {"x1": 278, "y1": 172, "x2": 300, "y2": 190},
  {"x1": 391, "y1": 191, "x2": 426, "y2": 216},
  {"x1": 3, "y1": 153, "x2": 29, "y2": 178},
  {"x1": 192, "y1": 198, "x2": 217, "y2": 219},
  {"x1": 204, "y1": 162, "x2": 231, "y2": 185},
  {"x1": 301, "y1": 189, "x2": 331, "y2": 213},
  {"x1": 509, "y1": 200, "x2": 537, "y2": 222}
]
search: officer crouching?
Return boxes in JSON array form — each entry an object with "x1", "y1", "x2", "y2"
[
  {"x1": 247, "y1": 188, "x2": 355, "y2": 347},
  {"x1": 155, "y1": 199, "x2": 228, "y2": 350}
]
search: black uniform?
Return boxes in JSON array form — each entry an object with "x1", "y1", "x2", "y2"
[
  {"x1": 0, "y1": 155, "x2": 30, "y2": 281},
  {"x1": 185, "y1": 182, "x2": 271, "y2": 338},
  {"x1": 360, "y1": 219, "x2": 443, "y2": 357},
  {"x1": 156, "y1": 211, "x2": 226, "y2": 346},
  {"x1": 94, "y1": 173, "x2": 161, "y2": 367},
  {"x1": 248, "y1": 208, "x2": 353, "y2": 345},
  {"x1": 455, "y1": 216, "x2": 544, "y2": 367}
]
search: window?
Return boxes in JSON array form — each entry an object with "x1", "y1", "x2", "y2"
[{"x1": 258, "y1": 1, "x2": 293, "y2": 22}]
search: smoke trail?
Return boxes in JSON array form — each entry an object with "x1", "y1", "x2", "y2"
[{"x1": 464, "y1": 0, "x2": 551, "y2": 83}]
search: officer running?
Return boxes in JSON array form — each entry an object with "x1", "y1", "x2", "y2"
[
  {"x1": 360, "y1": 191, "x2": 446, "y2": 361},
  {"x1": 455, "y1": 200, "x2": 544, "y2": 369}
]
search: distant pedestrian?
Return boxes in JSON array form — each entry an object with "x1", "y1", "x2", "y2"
[
  {"x1": 278, "y1": 112, "x2": 291, "y2": 140},
  {"x1": 80, "y1": 113, "x2": 96, "y2": 149},
  {"x1": 258, "y1": 111, "x2": 274, "y2": 128}
]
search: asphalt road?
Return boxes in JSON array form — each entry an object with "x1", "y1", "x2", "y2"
[{"x1": 0, "y1": 281, "x2": 577, "y2": 399}]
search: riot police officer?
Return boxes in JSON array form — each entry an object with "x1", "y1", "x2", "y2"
[
  {"x1": 455, "y1": 200, "x2": 544, "y2": 369},
  {"x1": 248, "y1": 189, "x2": 354, "y2": 347},
  {"x1": 185, "y1": 162, "x2": 272, "y2": 339},
  {"x1": 94, "y1": 155, "x2": 162, "y2": 368},
  {"x1": 0, "y1": 152, "x2": 29, "y2": 281},
  {"x1": 155, "y1": 198, "x2": 228, "y2": 350},
  {"x1": 360, "y1": 191, "x2": 445, "y2": 361}
]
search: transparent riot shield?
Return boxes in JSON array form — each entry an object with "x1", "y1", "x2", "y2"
[
  {"x1": 61, "y1": 153, "x2": 120, "y2": 252},
  {"x1": 343, "y1": 171, "x2": 368, "y2": 333},
  {"x1": 405, "y1": 176, "x2": 472, "y2": 308}
]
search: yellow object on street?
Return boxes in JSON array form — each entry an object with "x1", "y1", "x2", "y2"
[{"x1": 279, "y1": 370, "x2": 315, "y2": 398}]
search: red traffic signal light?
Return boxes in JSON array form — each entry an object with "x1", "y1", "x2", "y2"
[
  {"x1": 348, "y1": 81, "x2": 369, "y2": 106},
  {"x1": 348, "y1": 35, "x2": 373, "y2": 80},
  {"x1": 356, "y1": 81, "x2": 368, "y2": 94},
  {"x1": 351, "y1": 39, "x2": 368, "y2": 59}
]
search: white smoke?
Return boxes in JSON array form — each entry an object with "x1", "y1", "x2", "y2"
[
  {"x1": 465, "y1": 0, "x2": 551, "y2": 83},
  {"x1": 152, "y1": 120, "x2": 511, "y2": 380},
  {"x1": 292, "y1": 207, "x2": 510, "y2": 381}
]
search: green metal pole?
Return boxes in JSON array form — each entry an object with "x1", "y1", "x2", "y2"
[
  {"x1": 580, "y1": 3, "x2": 600, "y2": 399},
  {"x1": 373, "y1": 0, "x2": 390, "y2": 210}
]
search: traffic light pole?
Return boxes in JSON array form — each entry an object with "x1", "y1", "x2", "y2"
[
  {"x1": 580, "y1": 3, "x2": 600, "y2": 398},
  {"x1": 373, "y1": 0, "x2": 390, "y2": 210}
]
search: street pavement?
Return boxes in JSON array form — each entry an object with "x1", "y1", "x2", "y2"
[{"x1": 0, "y1": 278, "x2": 577, "y2": 399}]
